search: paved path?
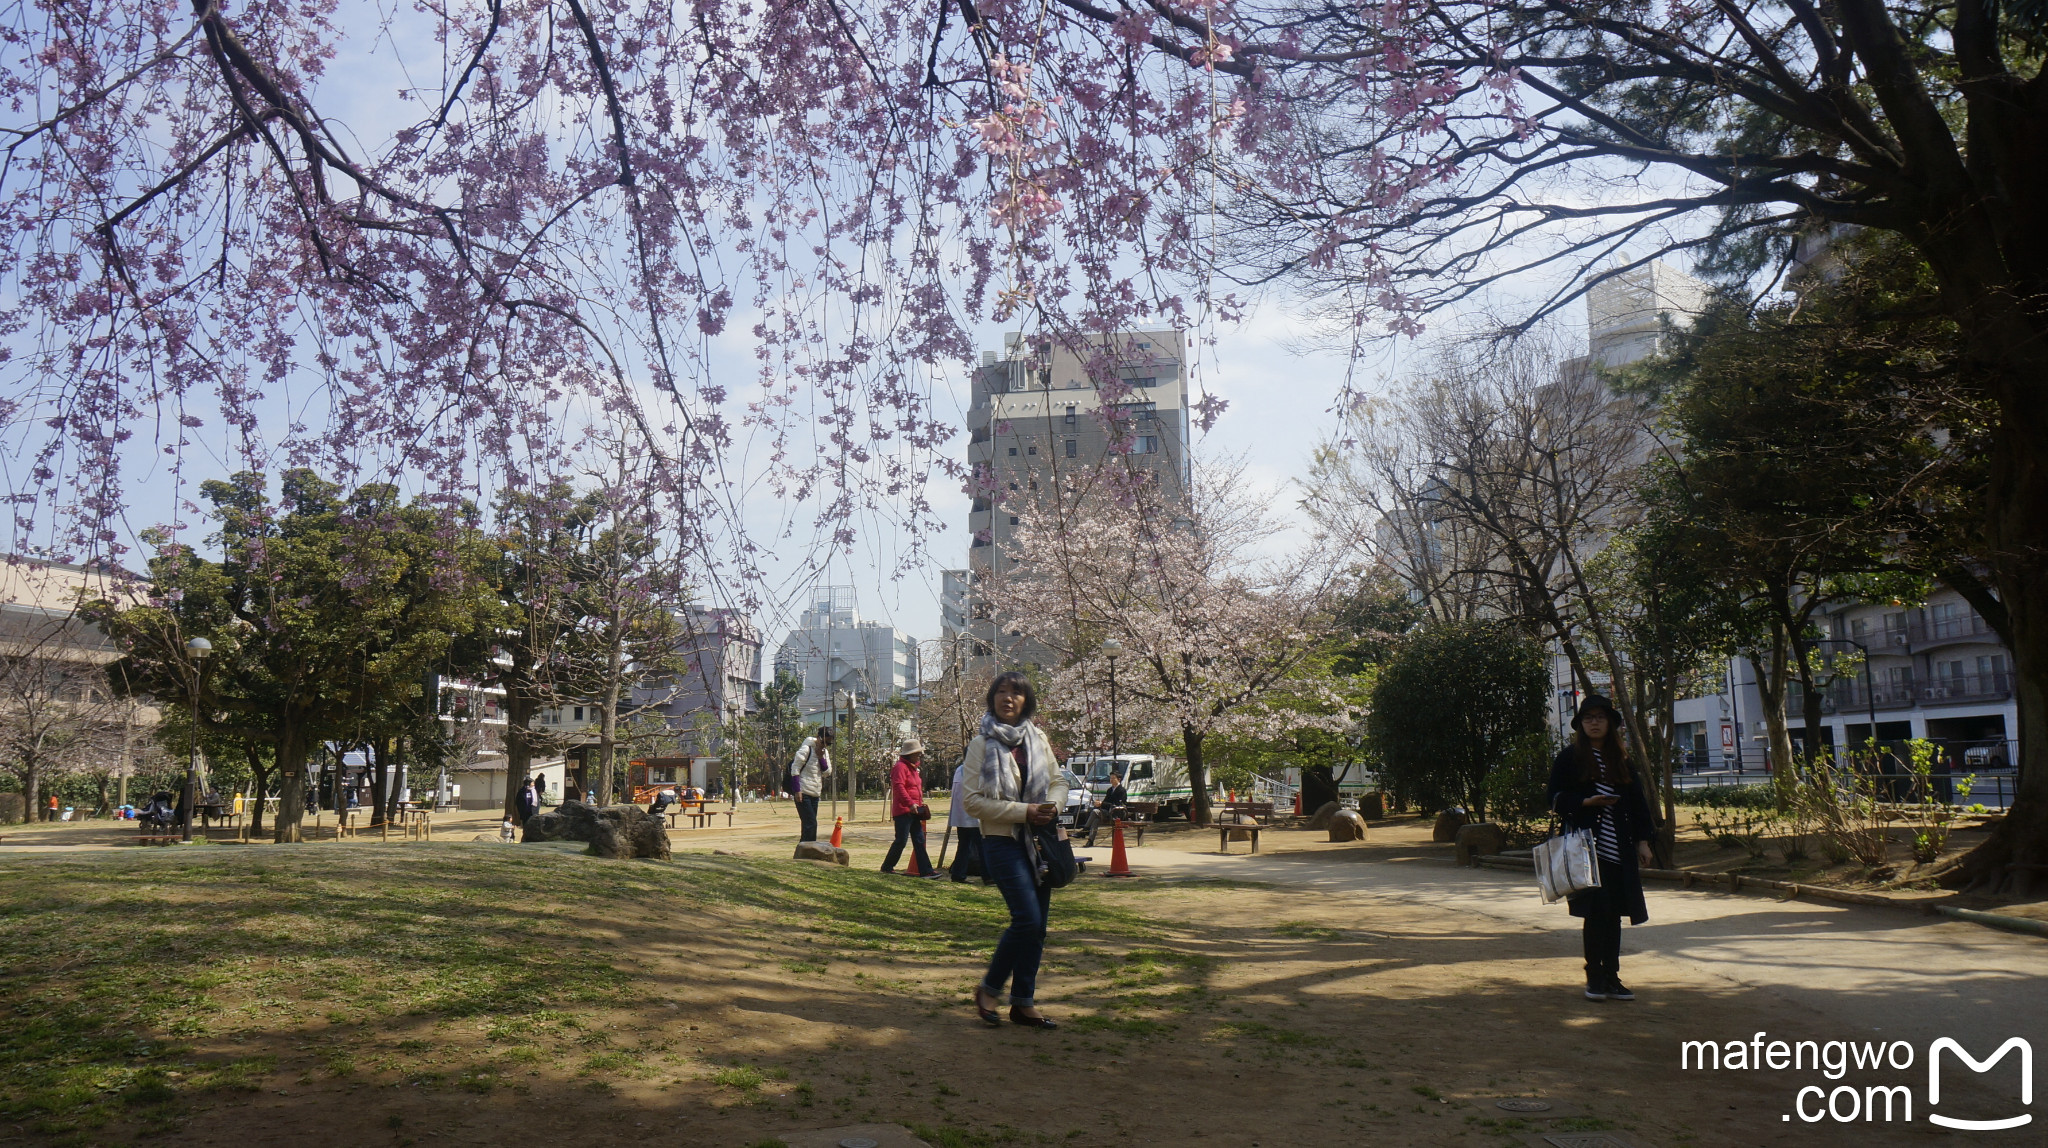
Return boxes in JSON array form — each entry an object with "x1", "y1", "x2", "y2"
[{"x1": 1127, "y1": 845, "x2": 2048, "y2": 1057}]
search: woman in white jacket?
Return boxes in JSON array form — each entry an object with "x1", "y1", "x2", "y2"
[
  {"x1": 787, "y1": 727, "x2": 833, "y2": 842},
  {"x1": 963, "y1": 671, "x2": 1067, "y2": 1029}
]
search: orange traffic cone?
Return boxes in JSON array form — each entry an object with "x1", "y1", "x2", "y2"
[
  {"x1": 904, "y1": 849, "x2": 923, "y2": 877},
  {"x1": 829, "y1": 816, "x2": 844, "y2": 848},
  {"x1": 1106, "y1": 819, "x2": 1134, "y2": 877},
  {"x1": 1293, "y1": 790, "x2": 1303, "y2": 816}
]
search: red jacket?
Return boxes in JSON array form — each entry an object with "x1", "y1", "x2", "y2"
[{"x1": 889, "y1": 758, "x2": 924, "y2": 817}]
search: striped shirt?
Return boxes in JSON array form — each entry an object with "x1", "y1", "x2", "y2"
[{"x1": 1590, "y1": 748, "x2": 1622, "y2": 864}]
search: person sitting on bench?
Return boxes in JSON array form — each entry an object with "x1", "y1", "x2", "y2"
[{"x1": 1086, "y1": 773, "x2": 1127, "y2": 847}]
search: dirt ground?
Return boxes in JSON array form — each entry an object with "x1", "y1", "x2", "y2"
[{"x1": 10, "y1": 799, "x2": 2025, "y2": 1148}]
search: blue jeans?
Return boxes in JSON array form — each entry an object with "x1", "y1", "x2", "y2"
[
  {"x1": 882, "y1": 812, "x2": 932, "y2": 874},
  {"x1": 796, "y1": 795, "x2": 820, "y2": 842},
  {"x1": 979, "y1": 832, "x2": 1052, "y2": 1008}
]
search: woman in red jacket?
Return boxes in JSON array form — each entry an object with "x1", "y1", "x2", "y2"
[{"x1": 882, "y1": 737, "x2": 937, "y2": 877}]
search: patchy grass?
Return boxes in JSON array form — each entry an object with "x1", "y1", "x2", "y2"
[
  {"x1": 0, "y1": 844, "x2": 1166, "y2": 1141},
  {"x1": 1272, "y1": 921, "x2": 1345, "y2": 941}
]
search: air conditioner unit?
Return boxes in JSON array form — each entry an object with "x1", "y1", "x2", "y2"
[
  {"x1": 1923, "y1": 686, "x2": 1949, "y2": 699},
  {"x1": 1891, "y1": 634, "x2": 1909, "y2": 647}
]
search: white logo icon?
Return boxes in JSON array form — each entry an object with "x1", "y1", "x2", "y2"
[{"x1": 1928, "y1": 1037, "x2": 2032, "y2": 1131}]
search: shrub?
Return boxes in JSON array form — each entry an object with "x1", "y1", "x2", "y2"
[{"x1": 1367, "y1": 620, "x2": 1547, "y2": 820}]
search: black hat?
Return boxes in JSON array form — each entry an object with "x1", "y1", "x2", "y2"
[{"x1": 1571, "y1": 694, "x2": 1621, "y2": 733}]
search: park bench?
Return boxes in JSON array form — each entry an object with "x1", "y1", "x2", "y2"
[
  {"x1": 1218, "y1": 800, "x2": 1276, "y2": 824},
  {"x1": 1215, "y1": 802, "x2": 1269, "y2": 854},
  {"x1": 1217, "y1": 823, "x2": 1262, "y2": 854}
]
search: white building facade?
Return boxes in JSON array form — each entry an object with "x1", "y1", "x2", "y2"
[{"x1": 775, "y1": 587, "x2": 919, "y2": 723}]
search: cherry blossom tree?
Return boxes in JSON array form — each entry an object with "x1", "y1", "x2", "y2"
[
  {"x1": 994, "y1": 460, "x2": 1343, "y2": 826},
  {"x1": 13, "y1": 0, "x2": 2046, "y2": 878}
]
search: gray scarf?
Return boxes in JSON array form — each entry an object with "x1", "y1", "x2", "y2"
[{"x1": 977, "y1": 711, "x2": 1047, "y2": 807}]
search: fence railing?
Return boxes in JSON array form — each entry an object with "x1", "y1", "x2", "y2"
[{"x1": 1668, "y1": 754, "x2": 2018, "y2": 810}]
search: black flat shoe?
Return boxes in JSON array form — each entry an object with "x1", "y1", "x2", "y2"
[
  {"x1": 1009, "y1": 1007, "x2": 1057, "y2": 1029},
  {"x1": 973, "y1": 986, "x2": 1001, "y2": 1027}
]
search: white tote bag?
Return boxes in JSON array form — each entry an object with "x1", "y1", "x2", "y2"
[{"x1": 1533, "y1": 826, "x2": 1602, "y2": 904}]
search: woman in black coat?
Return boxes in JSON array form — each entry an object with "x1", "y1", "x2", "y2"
[{"x1": 1546, "y1": 695, "x2": 1658, "y2": 1002}]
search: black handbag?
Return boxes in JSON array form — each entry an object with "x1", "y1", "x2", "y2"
[{"x1": 1033, "y1": 822, "x2": 1078, "y2": 888}]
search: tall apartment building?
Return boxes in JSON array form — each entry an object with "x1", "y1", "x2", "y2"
[
  {"x1": 634, "y1": 605, "x2": 764, "y2": 749},
  {"x1": 965, "y1": 328, "x2": 1193, "y2": 664},
  {"x1": 775, "y1": 586, "x2": 919, "y2": 723}
]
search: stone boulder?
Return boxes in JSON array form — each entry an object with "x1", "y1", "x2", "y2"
[
  {"x1": 793, "y1": 840, "x2": 850, "y2": 866},
  {"x1": 521, "y1": 801, "x2": 671, "y2": 859},
  {"x1": 1358, "y1": 791, "x2": 1387, "y2": 820},
  {"x1": 1431, "y1": 808, "x2": 1470, "y2": 843},
  {"x1": 1453, "y1": 822, "x2": 1507, "y2": 866},
  {"x1": 1327, "y1": 809, "x2": 1367, "y2": 842},
  {"x1": 1305, "y1": 801, "x2": 1344, "y2": 831}
]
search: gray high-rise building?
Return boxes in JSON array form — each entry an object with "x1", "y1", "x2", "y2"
[{"x1": 964, "y1": 328, "x2": 1193, "y2": 666}]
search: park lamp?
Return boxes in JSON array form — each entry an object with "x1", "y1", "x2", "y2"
[
  {"x1": 1102, "y1": 638, "x2": 1122, "y2": 660},
  {"x1": 180, "y1": 637, "x2": 211, "y2": 843}
]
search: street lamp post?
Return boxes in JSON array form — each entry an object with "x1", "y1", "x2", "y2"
[
  {"x1": 1103, "y1": 639, "x2": 1122, "y2": 765},
  {"x1": 181, "y1": 636, "x2": 212, "y2": 843}
]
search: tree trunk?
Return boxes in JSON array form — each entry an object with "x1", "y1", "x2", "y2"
[
  {"x1": 272, "y1": 729, "x2": 310, "y2": 843},
  {"x1": 369, "y1": 738, "x2": 392, "y2": 826},
  {"x1": 1747, "y1": 642, "x2": 1797, "y2": 790},
  {"x1": 245, "y1": 745, "x2": 270, "y2": 839},
  {"x1": 502, "y1": 659, "x2": 538, "y2": 821},
  {"x1": 383, "y1": 737, "x2": 406, "y2": 824},
  {"x1": 1301, "y1": 763, "x2": 1338, "y2": 812},
  {"x1": 1943, "y1": 408, "x2": 2048, "y2": 894},
  {"x1": 1182, "y1": 723, "x2": 1211, "y2": 826},
  {"x1": 21, "y1": 764, "x2": 38, "y2": 824}
]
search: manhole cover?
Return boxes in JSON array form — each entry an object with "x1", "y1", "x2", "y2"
[
  {"x1": 1543, "y1": 1136, "x2": 1632, "y2": 1148},
  {"x1": 1497, "y1": 1098, "x2": 1553, "y2": 1112},
  {"x1": 838, "y1": 1140, "x2": 880, "y2": 1148}
]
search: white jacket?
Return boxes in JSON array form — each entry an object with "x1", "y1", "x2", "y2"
[
  {"x1": 789, "y1": 737, "x2": 832, "y2": 798},
  {"x1": 947, "y1": 762, "x2": 975, "y2": 829},
  {"x1": 961, "y1": 726, "x2": 1067, "y2": 836}
]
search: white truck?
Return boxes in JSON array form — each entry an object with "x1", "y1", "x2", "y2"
[{"x1": 1065, "y1": 752, "x2": 1194, "y2": 821}]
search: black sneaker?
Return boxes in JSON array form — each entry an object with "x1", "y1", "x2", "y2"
[
  {"x1": 1583, "y1": 981, "x2": 1608, "y2": 1001},
  {"x1": 1605, "y1": 978, "x2": 1635, "y2": 1001}
]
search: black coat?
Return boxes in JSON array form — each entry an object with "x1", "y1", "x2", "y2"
[{"x1": 1545, "y1": 746, "x2": 1657, "y2": 924}]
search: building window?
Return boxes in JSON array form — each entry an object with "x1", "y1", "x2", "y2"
[
  {"x1": 1007, "y1": 446, "x2": 1018, "y2": 456},
  {"x1": 574, "y1": 705, "x2": 584, "y2": 720},
  {"x1": 1136, "y1": 435, "x2": 1159, "y2": 454},
  {"x1": 1009, "y1": 516, "x2": 1020, "y2": 525},
  {"x1": 1027, "y1": 445, "x2": 1037, "y2": 455},
  {"x1": 1064, "y1": 439, "x2": 1077, "y2": 457},
  {"x1": 1064, "y1": 405, "x2": 1077, "y2": 424}
]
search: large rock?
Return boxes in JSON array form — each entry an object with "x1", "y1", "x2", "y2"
[
  {"x1": 793, "y1": 840, "x2": 850, "y2": 866},
  {"x1": 1431, "y1": 808, "x2": 1470, "y2": 843},
  {"x1": 1327, "y1": 809, "x2": 1367, "y2": 842},
  {"x1": 1453, "y1": 822, "x2": 1507, "y2": 866},
  {"x1": 521, "y1": 801, "x2": 671, "y2": 859},
  {"x1": 1358, "y1": 791, "x2": 1386, "y2": 820},
  {"x1": 1305, "y1": 801, "x2": 1344, "y2": 831}
]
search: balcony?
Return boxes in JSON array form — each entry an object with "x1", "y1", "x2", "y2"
[
  {"x1": 1918, "y1": 672, "x2": 2013, "y2": 705},
  {"x1": 1791, "y1": 677, "x2": 1919, "y2": 713},
  {"x1": 1910, "y1": 612, "x2": 1997, "y2": 647}
]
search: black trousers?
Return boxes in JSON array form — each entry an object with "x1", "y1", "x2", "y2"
[
  {"x1": 1582, "y1": 912, "x2": 1622, "y2": 979},
  {"x1": 882, "y1": 812, "x2": 933, "y2": 873},
  {"x1": 949, "y1": 825, "x2": 985, "y2": 882},
  {"x1": 796, "y1": 795, "x2": 820, "y2": 842}
]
